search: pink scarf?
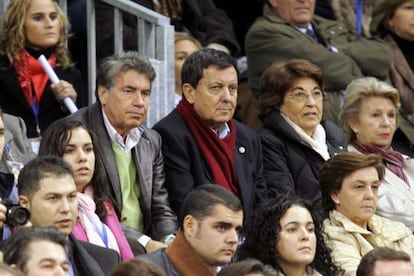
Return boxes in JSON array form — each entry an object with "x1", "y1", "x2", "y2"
[{"x1": 75, "y1": 192, "x2": 120, "y2": 253}]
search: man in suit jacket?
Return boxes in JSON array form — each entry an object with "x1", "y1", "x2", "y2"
[
  {"x1": 68, "y1": 51, "x2": 177, "y2": 253},
  {"x1": 0, "y1": 109, "x2": 35, "y2": 239},
  {"x1": 153, "y1": 48, "x2": 267, "y2": 224},
  {"x1": 245, "y1": 0, "x2": 390, "y2": 124},
  {"x1": 0, "y1": 110, "x2": 12, "y2": 232},
  {"x1": 1, "y1": 113, "x2": 36, "y2": 174},
  {"x1": 3, "y1": 227, "x2": 70, "y2": 275},
  {"x1": 16, "y1": 155, "x2": 120, "y2": 276}
]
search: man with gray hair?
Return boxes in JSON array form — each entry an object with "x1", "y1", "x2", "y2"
[
  {"x1": 67, "y1": 51, "x2": 177, "y2": 254},
  {"x1": 245, "y1": 0, "x2": 390, "y2": 124}
]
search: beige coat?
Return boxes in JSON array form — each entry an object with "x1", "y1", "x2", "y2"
[
  {"x1": 348, "y1": 145, "x2": 414, "y2": 229},
  {"x1": 324, "y1": 210, "x2": 414, "y2": 276}
]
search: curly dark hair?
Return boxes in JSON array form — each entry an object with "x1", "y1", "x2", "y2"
[{"x1": 238, "y1": 195, "x2": 343, "y2": 275}]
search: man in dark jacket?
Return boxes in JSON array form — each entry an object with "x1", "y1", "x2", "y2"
[
  {"x1": 3, "y1": 227, "x2": 70, "y2": 275},
  {"x1": 153, "y1": 48, "x2": 267, "y2": 225},
  {"x1": 68, "y1": 51, "x2": 177, "y2": 254},
  {"x1": 140, "y1": 184, "x2": 243, "y2": 275},
  {"x1": 246, "y1": 0, "x2": 390, "y2": 124},
  {"x1": 0, "y1": 109, "x2": 11, "y2": 232},
  {"x1": 0, "y1": 109, "x2": 35, "y2": 239},
  {"x1": 17, "y1": 156, "x2": 120, "y2": 276}
]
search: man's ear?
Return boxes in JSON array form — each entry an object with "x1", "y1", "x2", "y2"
[
  {"x1": 19, "y1": 195, "x2": 30, "y2": 209},
  {"x1": 182, "y1": 83, "x2": 196, "y2": 104},
  {"x1": 183, "y1": 215, "x2": 195, "y2": 238},
  {"x1": 97, "y1": 86, "x2": 108, "y2": 106}
]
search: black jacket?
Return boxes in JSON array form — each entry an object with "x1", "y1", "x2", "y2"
[
  {"x1": 153, "y1": 109, "x2": 267, "y2": 224},
  {"x1": 0, "y1": 172, "x2": 14, "y2": 200},
  {"x1": 69, "y1": 235, "x2": 120, "y2": 276},
  {"x1": 0, "y1": 234, "x2": 119, "y2": 276},
  {"x1": 68, "y1": 103, "x2": 177, "y2": 240},
  {"x1": 260, "y1": 111, "x2": 347, "y2": 206},
  {"x1": 0, "y1": 56, "x2": 83, "y2": 138}
]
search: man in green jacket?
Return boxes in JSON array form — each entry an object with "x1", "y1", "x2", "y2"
[{"x1": 246, "y1": 0, "x2": 390, "y2": 124}]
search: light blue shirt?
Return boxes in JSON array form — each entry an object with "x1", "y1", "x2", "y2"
[{"x1": 212, "y1": 123, "x2": 231, "y2": 139}]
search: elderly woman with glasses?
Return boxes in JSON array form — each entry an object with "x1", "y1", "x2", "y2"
[
  {"x1": 339, "y1": 77, "x2": 414, "y2": 230},
  {"x1": 259, "y1": 59, "x2": 347, "y2": 205}
]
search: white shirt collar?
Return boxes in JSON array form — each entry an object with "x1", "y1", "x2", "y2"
[
  {"x1": 297, "y1": 24, "x2": 314, "y2": 34},
  {"x1": 101, "y1": 108, "x2": 143, "y2": 151},
  {"x1": 211, "y1": 122, "x2": 231, "y2": 139},
  {"x1": 174, "y1": 92, "x2": 182, "y2": 107}
]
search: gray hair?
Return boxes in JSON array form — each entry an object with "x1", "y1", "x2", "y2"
[{"x1": 95, "y1": 51, "x2": 156, "y2": 101}]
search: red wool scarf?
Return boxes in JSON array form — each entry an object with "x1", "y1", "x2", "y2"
[{"x1": 176, "y1": 99, "x2": 240, "y2": 198}]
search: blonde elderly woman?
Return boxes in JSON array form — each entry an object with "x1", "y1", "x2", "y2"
[
  {"x1": 320, "y1": 152, "x2": 414, "y2": 276},
  {"x1": 371, "y1": 0, "x2": 414, "y2": 157},
  {"x1": 339, "y1": 77, "x2": 414, "y2": 230}
]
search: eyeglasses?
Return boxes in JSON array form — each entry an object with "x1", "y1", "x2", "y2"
[{"x1": 287, "y1": 90, "x2": 323, "y2": 102}]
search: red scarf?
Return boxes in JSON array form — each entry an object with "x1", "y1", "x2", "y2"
[
  {"x1": 176, "y1": 99, "x2": 240, "y2": 198},
  {"x1": 15, "y1": 49, "x2": 57, "y2": 106},
  {"x1": 354, "y1": 142, "x2": 410, "y2": 186}
]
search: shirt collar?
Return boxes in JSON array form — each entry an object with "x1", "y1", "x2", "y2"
[
  {"x1": 102, "y1": 109, "x2": 143, "y2": 151},
  {"x1": 298, "y1": 24, "x2": 314, "y2": 34},
  {"x1": 211, "y1": 122, "x2": 231, "y2": 139}
]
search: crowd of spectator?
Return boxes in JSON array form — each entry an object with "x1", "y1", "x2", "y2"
[{"x1": 1, "y1": 0, "x2": 414, "y2": 275}]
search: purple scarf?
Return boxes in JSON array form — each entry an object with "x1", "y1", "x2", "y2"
[{"x1": 354, "y1": 142, "x2": 409, "y2": 186}]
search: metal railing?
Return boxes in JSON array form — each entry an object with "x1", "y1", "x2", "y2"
[
  {"x1": 1, "y1": 0, "x2": 175, "y2": 127},
  {"x1": 89, "y1": 0, "x2": 175, "y2": 127},
  {"x1": 0, "y1": 0, "x2": 10, "y2": 24}
]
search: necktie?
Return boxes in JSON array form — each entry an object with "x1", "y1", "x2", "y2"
[
  {"x1": 306, "y1": 28, "x2": 319, "y2": 42},
  {"x1": 355, "y1": 0, "x2": 363, "y2": 35}
]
